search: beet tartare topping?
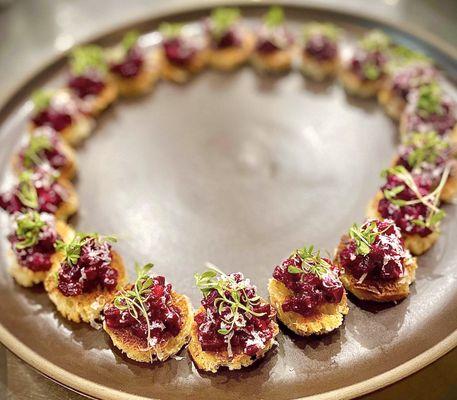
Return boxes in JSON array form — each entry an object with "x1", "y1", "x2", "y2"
[
  {"x1": 378, "y1": 165, "x2": 448, "y2": 237},
  {"x1": 349, "y1": 30, "x2": 390, "y2": 81},
  {"x1": 207, "y1": 7, "x2": 243, "y2": 50},
  {"x1": 67, "y1": 45, "x2": 108, "y2": 100},
  {"x1": 194, "y1": 265, "x2": 276, "y2": 358},
  {"x1": 302, "y1": 22, "x2": 339, "y2": 62},
  {"x1": 0, "y1": 168, "x2": 67, "y2": 215},
  {"x1": 31, "y1": 89, "x2": 80, "y2": 133},
  {"x1": 402, "y1": 82, "x2": 457, "y2": 136},
  {"x1": 108, "y1": 31, "x2": 145, "y2": 80},
  {"x1": 55, "y1": 232, "x2": 119, "y2": 297},
  {"x1": 388, "y1": 63, "x2": 437, "y2": 101},
  {"x1": 160, "y1": 22, "x2": 205, "y2": 68},
  {"x1": 272, "y1": 246, "x2": 344, "y2": 317},
  {"x1": 397, "y1": 130, "x2": 454, "y2": 190},
  {"x1": 18, "y1": 127, "x2": 68, "y2": 173},
  {"x1": 104, "y1": 263, "x2": 183, "y2": 349},
  {"x1": 255, "y1": 6, "x2": 294, "y2": 54},
  {"x1": 338, "y1": 219, "x2": 409, "y2": 283},
  {"x1": 8, "y1": 211, "x2": 59, "y2": 272}
]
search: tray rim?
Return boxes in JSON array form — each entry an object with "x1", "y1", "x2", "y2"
[{"x1": 0, "y1": 1, "x2": 456, "y2": 399}]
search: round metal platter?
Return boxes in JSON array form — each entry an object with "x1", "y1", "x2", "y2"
[{"x1": 0, "y1": 2, "x2": 456, "y2": 400}]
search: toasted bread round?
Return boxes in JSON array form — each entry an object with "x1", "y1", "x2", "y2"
[
  {"x1": 103, "y1": 291, "x2": 193, "y2": 363},
  {"x1": 54, "y1": 178, "x2": 79, "y2": 221},
  {"x1": 112, "y1": 51, "x2": 161, "y2": 96},
  {"x1": 8, "y1": 221, "x2": 74, "y2": 287},
  {"x1": 44, "y1": 250, "x2": 127, "y2": 324},
  {"x1": 82, "y1": 79, "x2": 118, "y2": 117},
  {"x1": 339, "y1": 67, "x2": 385, "y2": 98},
  {"x1": 268, "y1": 278, "x2": 348, "y2": 336},
  {"x1": 378, "y1": 85, "x2": 405, "y2": 120},
  {"x1": 209, "y1": 32, "x2": 255, "y2": 71},
  {"x1": 339, "y1": 255, "x2": 417, "y2": 302},
  {"x1": 188, "y1": 306, "x2": 279, "y2": 373},
  {"x1": 301, "y1": 53, "x2": 338, "y2": 82},
  {"x1": 251, "y1": 48, "x2": 294, "y2": 73},
  {"x1": 160, "y1": 49, "x2": 209, "y2": 84},
  {"x1": 366, "y1": 191, "x2": 440, "y2": 255}
]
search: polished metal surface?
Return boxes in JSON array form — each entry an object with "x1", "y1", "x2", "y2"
[{"x1": 0, "y1": 1, "x2": 456, "y2": 400}]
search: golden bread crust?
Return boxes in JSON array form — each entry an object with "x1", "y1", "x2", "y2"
[
  {"x1": 9, "y1": 221, "x2": 74, "y2": 287},
  {"x1": 378, "y1": 85, "x2": 405, "y2": 120},
  {"x1": 103, "y1": 292, "x2": 193, "y2": 363},
  {"x1": 251, "y1": 47, "x2": 295, "y2": 73},
  {"x1": 209, "y1": 32, "x2": 255, "y2": 71},
  {"x1": 54, "y1": 178, "x2": 79, "y2": 221},
  {"x1": 84, "y1": 79, "x2": 118, "y2": 117},
  {"x1": 188, "y1": 306, "x2": 279, "y2": 373},
  {"x1": 44, "y1": 250, "x2": 127, "y2": 323},
  {"x1": 338, "y1": 66, "x2": 385, "y2": 98},
  {"x1": 367, "y1": 191, "x2": 439, "y2": 255},
  {"x1": 268, "y1": 278, "x2": 348, "y2": 336},
  {"x1": 301, "y1": 53, "x2": 338, "y2": 81}
]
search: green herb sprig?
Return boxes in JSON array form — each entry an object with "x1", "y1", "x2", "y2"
[
  {"x1": 403, "y1": 131, "x2": 449, "y2": 169},
  {"x1": 17, "y1": 171, "x2": 39, "y2": 210},
  {"x1": 417, "y1": 82, "x2": 443, "y2": 117},
  {"x1": 70, "y1": 45, "x2": 107, "y2": 76},
  {"x1": 349, "y1": 220, "x2": 394, "y2": 256},
  {"x1": 362, "y1": 63, "x2": 382, "y2": 81},
  {"x1": 113, "y1": 262, "x2": 156, "y2": 352},
  {"x1": 302, "y1": 22, "x2": 339, "y2": 42},
  {"x1": 55, "y1": 232, "x2": 117, "y2": 266},
  {"x1": 159, "y1": 22, "x2": 184, "y2": 39},
  {"x1": 387, "y1": 45, "x2": 431, "y2": 71},
  {"x1": 382, "y1": 165, "x2": 448, "y2": 229},
  {"x1": 14, "y1": 211, "x2": 46, "y2": 250},
  {"x1": 22, "y1": 134, "x2": 53, "y2": 169},
  {"x1": 195, "y1": 264, "x2": 265, "y2": 336},
  {"x1": 359, "y1": 30, "x2": 390, "y2": 52},
  {"x1": 210, "y1": 7, "x2": 240, "y2": 38},
  {"x1": 264, "y1": 6, "x2": 285, "y2": 29},
  {"x1": 31, "y1": 90, "x2": 53, "y2": 113},
  {"x1": 121, "y1": 30, "x2": 140, "y2": 52},
  {"x1": 287, "y1": 245, "x2": 331, "y2": 278}
]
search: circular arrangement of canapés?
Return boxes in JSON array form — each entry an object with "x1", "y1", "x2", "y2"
[{"x1": 1, "y1": 6, "x2": 456, "y2": 371}]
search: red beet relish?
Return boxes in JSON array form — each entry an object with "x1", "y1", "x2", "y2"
[
  {"x1": 338, "y1": 219, "x2": 407, "y2": 282},
  {"x1": 195, "y1": 272, "x2": 275, "y2": 356},
  {"x1": 104, "y1": 276, "x2": 182, "y2": 343},
  {"x1": 68, "y1": 73, "x2": 106, "y2": 99},
  {"x1": 0, "y1": 171, "x2": 66, "y2": 215},
  {"x1": 304, "y1": 35, "x2": 337, "y2": 62},
  {"x1": 163, "y1": 38, "x2": 197, "y2": 68},
  {"x1": 273, "y1": 254, "x2": 344, "y2": 317},
  {"x1": 391, "y1": 65, "x2": 436, "y2": 101},
  {"x1": 405, "y1": 100, "x2": 457, "y2": 137},
  {"x1": 18, "y1": 131, "x2": 68, "y2": 172},
  {"x1": 8, "y1": 214, "x2": 58, "y2": 272},
  {"x1": 210, "y1": 27, "x2": 242, "y2": 49},
  {"x1": 32, "y1": 108, "x2": 73, "y2": 132},
  {"x1": 255, "y1": 27, "x2": 294, "y2": 54},
  {"x1": 57, "y1": 237, "x2": 118, "y2": 297},
  {"x1": 110, "y1": 47, "x2": 145, "y2": 79},
  {"x1": 378, "y1": 173, "x2": 434, "y2": 237}
]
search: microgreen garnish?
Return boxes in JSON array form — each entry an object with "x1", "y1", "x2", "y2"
[
  {"x1": 14, "y1": 211, "x2": 46, "y2": 250},
  {"x1": 363, "y1": 63, "x2": 381, "y2": 80},
  {"x1": 159, "y1": 22, "x2": 184, "y2": 39},
  {"x1": 264, "y1": 6, "x2": 285, "y2": 29},
  {"x1": 55, "y1": 232, "x2": 116, "y2": 266},
  {"x1": 382, "y1": 165, "x2": 448, "y2": 229},
  {"x1": 387, "y1": 45, "x2": 431, "y2": 69},
  {"x1": 287, "y1": 245, "x2": 331, "y2": 278},
  {"x1": 403, "y1": 131, "x2": 449, "y2": 169},
  {"x1": 417, "y1": 82, "x2": 443, "y2": 117},
  {"x1": 302, "y1": 22, "x2": 339, "y2": 42},
  {"x1": 17, "y1": 171, "x2": 39, "y2": 209},
  {"x1": 195, "y1": 264, "x2": 264, "y2": 337},
  {"x1": 113, "y1": 262, "x2": 156, "y2": 352},
  {"x1": 349, "y1": 220, "x2": 393, "y2": 256},
  {"x1": 22, "y1": 134, "x2": 52, "y2": 169},
  {"x1": 210, "y1": 7, "x2": 240, "y2": 38},
  {"x1": 121, "y1": 30, "x2": 140, "y2": 52},
  {"x1": 31, "y1": 90, "x2": 53, "y2": 113},
  {"x1": 359, "y1": 30, "x2": 390, "y2": 52},
  {"x1": 70, "y1": 45, "x2": 107, "y2": 76}
]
